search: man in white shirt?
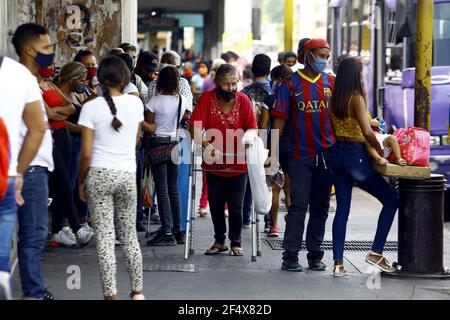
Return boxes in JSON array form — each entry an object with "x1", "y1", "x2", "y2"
[
  {"x1": 11, "y1": 23, "x2": 56, "y2": 301},
  {"x1": 0, "y1": 49, "x2": 46, "y2": 300}
]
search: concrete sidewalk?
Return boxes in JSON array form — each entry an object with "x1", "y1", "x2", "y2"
[{"x1": 12, "y1": 182, "x2": 450, "y2": 300}]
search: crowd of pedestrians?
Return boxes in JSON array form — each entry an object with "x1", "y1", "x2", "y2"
[{"x1": 0, "y1": 22, "x2": 400, "y2": 300}]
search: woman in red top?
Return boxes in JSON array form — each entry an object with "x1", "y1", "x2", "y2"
[
  {"x1": 189, "y1": 64, "x2": 257, "y2": 256},
  {"x1": 39, "y1": 64, "x2": 92, "y2": 247}
]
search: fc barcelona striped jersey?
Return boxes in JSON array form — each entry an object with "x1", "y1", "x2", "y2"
[{"x1": 271, "y1": 70, "x2": 336, "y2": 160}]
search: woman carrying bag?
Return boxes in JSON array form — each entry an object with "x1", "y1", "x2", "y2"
[
  {"x1": 330, "y1": 57, "x2": 399, "y2": 276},
  {"x1": 145, "y1": 65, "x2": 188, "y2": 246}
]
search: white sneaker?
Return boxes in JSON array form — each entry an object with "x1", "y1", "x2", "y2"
[
  {"x1": 51, "y1": 228, "x2": 77, "y2": 246},
  {"x1": 80, "y1": 223, "x2": 94, "y2": 235},
  {"x1": 76, "y1": 225, "x2": 93, "y2": 245},
  {"x1": 197, "y1": 208, "x2": 208, "y2": 217},
  {"x1": 64, "y1": 227, "x2": 77, "y2": 243},
  {"x1": 0, "y1": 272, "x2": 12, "y2": 300}
]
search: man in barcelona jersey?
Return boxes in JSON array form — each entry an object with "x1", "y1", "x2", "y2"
[{"x1": 270, "y1": 39, "x2": 335, "y2": 272}]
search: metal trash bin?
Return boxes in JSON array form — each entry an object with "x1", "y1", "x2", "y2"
[{"x1": 393, "y1": 174, "x2": 450, "y2": 278}]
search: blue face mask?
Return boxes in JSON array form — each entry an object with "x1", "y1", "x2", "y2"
[
  {"x1": 34, "y1": 51, "x2": 55, "y2": 69},
  {"x1": 308, "y1": 53, "x2": 328, "y2": 74}
]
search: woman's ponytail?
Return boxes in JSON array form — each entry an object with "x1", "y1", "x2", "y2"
[
  {"x1": 101, "y1": 83, "x2": 123, "y2": 132},
  {"x1": 97, "y1": 56, "x2": 131, "y2": 132}
]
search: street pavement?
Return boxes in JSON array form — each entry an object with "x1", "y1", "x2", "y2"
[{"x1": 12, "y1": 176, "x2": 450, "y2": 300}]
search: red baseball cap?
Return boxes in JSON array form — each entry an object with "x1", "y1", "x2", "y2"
[{"x1": 299, "y1": 39, "x2": 331, "y2": 63}]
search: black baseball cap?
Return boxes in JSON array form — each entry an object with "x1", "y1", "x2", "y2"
[{"x1": 137, "y1": 51, "x2": 159, "y2": 72}]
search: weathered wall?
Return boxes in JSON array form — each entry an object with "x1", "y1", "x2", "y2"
[
  {"x1": 36, "y1": 0, "x2": 122, "y2": 66},
  {"x1": 0, "y1": 0, "x2": 36, "y2": 58},
  {"x1": 18, "y1": 0, "x2": 37, "y2": 25}
]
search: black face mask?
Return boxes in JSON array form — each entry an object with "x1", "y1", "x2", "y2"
[
  {"x1": 217, "y1": 86, "x2": 237, "y2": 102},
  {"x1": 73, "y1": 83, "x2": 88, "y2": 94}
]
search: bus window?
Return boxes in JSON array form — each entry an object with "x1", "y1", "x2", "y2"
[
  {"x1": 349, "y1": 0, "x2": 361, "y2": 56},
  {"x1": 433, "y1": 2, "x2": 450, "y2": 66},
  {"x1": 341, "y1": 4, "x2": 348, "y2": 55},
  {"x1": 360, "y1": 0, "x2": 372, "y2": 63},
  {"x1": 328, "y1": 7, "x2": 333, "y2": 45}
]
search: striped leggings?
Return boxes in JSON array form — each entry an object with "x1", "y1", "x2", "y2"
[{"x1": 86, "y1": 168, "x2": 143, "y2": 297}]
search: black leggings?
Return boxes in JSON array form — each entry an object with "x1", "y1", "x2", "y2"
[
  {"x1": 206, "y1": 173, "x2": 248, "y2": 247},
  {"x1": 49, "y1": 127, "x2": 80, "y2": 234}
]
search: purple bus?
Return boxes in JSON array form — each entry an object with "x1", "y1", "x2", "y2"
[{"x1": 327, "y1": 0, "x2": 450, "y2": 214}]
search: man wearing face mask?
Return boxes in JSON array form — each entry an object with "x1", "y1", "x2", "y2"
[
  {"x1": 270, "y1": 39, "x2": 336, "y2": 273},
  {"x1": 11, "y1": 23, "x2": 56, "y2": 300}
]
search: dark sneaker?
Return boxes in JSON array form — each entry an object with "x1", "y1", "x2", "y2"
[
  {"x1": 147, "y1": 233, "x2": 177, "y2": 246},
  {"x1": 43, "y1": 289, "x2": 55, "y2": 300},
  {"x1": 308, "y1": 260, "x2": 327, "y2": 271},
  {"x1": 148, "y1": 228, "x2": 163, "y2": 238},
  {"x1": 173, "y1": 231, "x2": 186, "y2": 245},
  {"x1": 282, "y1": 257, "x2": 303, "y2": 272}
]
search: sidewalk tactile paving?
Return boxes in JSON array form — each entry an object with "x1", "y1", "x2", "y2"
[
  {"x1": 264, "y1": 239, "x2": 398, "y2": 252},
  {"x1": 278, "y1": 205, "x2": 336, "y2": 214},
  {"x1": 143, "y1": 263, "x2": 197, "y2": 273}
]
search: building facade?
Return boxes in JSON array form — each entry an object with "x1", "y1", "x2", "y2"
[{"x1": 0, "y1": 0, "x2": 137, "y2": 65}]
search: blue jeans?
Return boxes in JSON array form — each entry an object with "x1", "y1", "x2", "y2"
[
  {"x1": 331, "y1": 141, "x2": 399, "y2": 262},
  {"x1": 0, "y1": 179, "x2": 17, "y2": 272},
  {"x1": 17, "y1": 166, "x2": 49, "y2": 299},
  {"x1": 151, "y1": 160, "x2": 181, "y2": 234},
  {"x1": 283, "y1": 151, "x2": 332, "y2": 262}
]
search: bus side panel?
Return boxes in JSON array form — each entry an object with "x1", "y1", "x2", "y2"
[{"x1": 383, "y1": 82, "x2": 411, "y2": 129}]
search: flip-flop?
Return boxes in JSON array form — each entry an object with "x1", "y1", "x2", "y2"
[
  {"x1": 205, "y1": 244, "x2": 228, "y2": 256},
  {"x1": 229, "y1": 247, "x2": 244, "y2": 256}
]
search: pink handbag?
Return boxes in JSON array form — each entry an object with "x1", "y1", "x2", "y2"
[{"x1": 388, "y1": 127, "x2": 430, "y2": 167}]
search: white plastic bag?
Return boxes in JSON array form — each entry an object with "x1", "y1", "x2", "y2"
[{"x1": 243, "y1": 131, "x2": 272, "y2": 215}]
